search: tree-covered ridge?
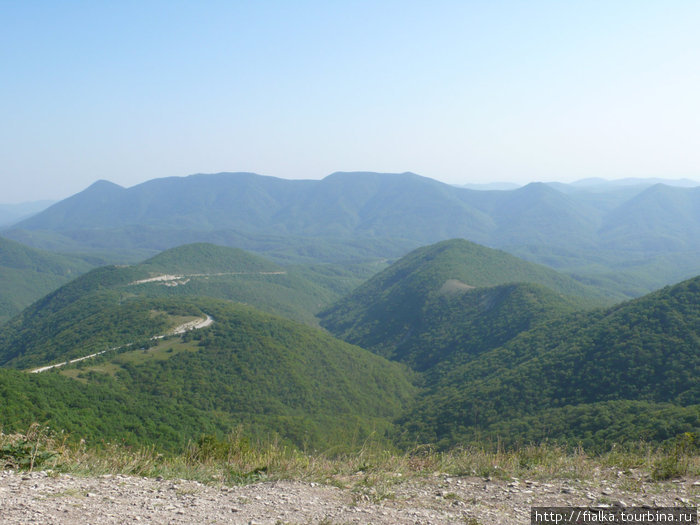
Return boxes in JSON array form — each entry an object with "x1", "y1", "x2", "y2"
[
  {"x1": 0, "y1": 299, "x2": 417, "y2": 451},
  {"x1": 0, "y1": 242, "x2": 370, "y2": 369},
  {"x1": 108, "y1": 300, "x2": 417, "y2": 448},
  {"x1": 1, "y1": 240, "x2": 698, "y2": 452},
  {"x1": 392, "y1": 282, "x2": 583, "y2": 373},
  {"x1": 0, "y1": 236, "x2": 94, "y2": 324},
  {"x1": 0, "y1": 291, "x2": 202, "y2": 369},
  {"x1": 0, "y1": 366, "x2": 228, "y2": 450},
  {"x1": 319, "y1": 239, "x2": 604, "y2": 358},
  {"x1": 140, "y1": 242, "x2": 283, "y2": 274},
  {"x1": 402, "y1": 275, "x2": 700, "y2": 448}
]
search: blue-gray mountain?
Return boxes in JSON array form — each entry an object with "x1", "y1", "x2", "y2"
[{"x1": 4, "y1": 172, "x2": 700, "y2": 297}]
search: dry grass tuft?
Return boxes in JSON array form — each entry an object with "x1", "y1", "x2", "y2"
[{"x1": 2, "y1": 425, "x2": 698, "y2": 492}]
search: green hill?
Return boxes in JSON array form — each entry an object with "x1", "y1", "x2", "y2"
[
  {"x1": 0, "y1": 236, "x2": 93, "y2": 324},
  {"x1": 0, "y1": 298, "x2": 416, "y2": 450},
  {"x1": 319, "y1": 239, "x2": 606, "y2": 359},
  {"x1": 0, "y1": 243, "x2": 373, "y2": 368},
  {"x1": 140, "y1": 242, "x2": 283, "y2": 273},
  {"x1": 402, "y1": 275, "x2": 700, "y2": 449},
  {"x1": 0, "y1": 241, "x2": 417, "y2": 449},
  {"x1": 390, "y1": 282, "x2": 583, "y2": 374},
  {"x1": 132, "y1": 243, "x2": 351, "y2": 325},
  {"x1": 0, "y1": 365, "x2": 228, "y2": 450}
]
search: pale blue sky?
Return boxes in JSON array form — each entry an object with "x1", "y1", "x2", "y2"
[{"x1": 1, "y1": 1, "x2": 699, "y2": 202}]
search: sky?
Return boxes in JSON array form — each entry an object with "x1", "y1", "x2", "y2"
[{"x1": 1, "y1": 1, "x2": 699, "y2": 203}]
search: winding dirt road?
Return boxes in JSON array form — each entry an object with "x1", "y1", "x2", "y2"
[{"x1": 29, "y1": 314, "x2": 213, "y2": 374}]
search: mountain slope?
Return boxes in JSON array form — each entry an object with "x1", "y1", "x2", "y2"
[
  {"x1": 0, "y1": 243, "x2": 365, "y2": 368},
  {"x1": 0, "y1": 236, "x2": 93, "y2": 324},
  {"x1": 0, "y1": 298, "x2": 416, "y2": 450},
  {"x1": 599, "y1": 184, "x2": 700, "y2": 251},
  {"x1": 390, "y1": 282, "x2": 583, "y2": 373},
  {"x1": 6, "y1": 171, "x2": 700, "y2": 295},
  {"x1": 0, "y1": 242, "x2": 416, "y2": 449},
  {"x1": 0, "y1": 200, "x2": 54, "y2": 227},
  {"x1": 319, "y1": 239, "x2": 606, "y2": 359},
  {"x1": 402, "y1": 275, "x2": 700, "y2": 448}
]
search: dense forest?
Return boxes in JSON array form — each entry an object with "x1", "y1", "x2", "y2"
[{"x1": 0, "y1": 239, "x2": 698, "y2": 453}]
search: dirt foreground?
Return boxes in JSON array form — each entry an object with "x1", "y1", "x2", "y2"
[{"x1": 1, "y1": 470, "x2": 698, "y2": 524}]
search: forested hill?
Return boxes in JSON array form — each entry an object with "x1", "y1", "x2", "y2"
[
  {"x1": 0, "y1": 239, "x2": 698, "y2": 451},
  {"x1": 0, "y1": 243, "x2": 366, "y2": 368},
  {"x1": 0, "y1": 299, "x2": 417, "y2": 451},
  {"x1": 319, "y1": 238, "x2": 606, "y2": 360},
  {"x1": 403, "y1": 275, "x2": 700, "y2": 449}
]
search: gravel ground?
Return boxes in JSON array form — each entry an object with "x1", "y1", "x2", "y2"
[{"x1": 1, "y1": 470, "x2": 697, "y2": 524}]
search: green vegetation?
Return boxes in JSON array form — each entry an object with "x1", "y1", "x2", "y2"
[
  {"x1": 392, "y1": 282, "x2": 584, "y2": 373},
  {"x1": 1, "y1": 426, "x2": 697, "y2": 492},
  {"x1": 0, "y1": 242, "x2": 373, "y2": 369},
  {"x1": 107, "y1": 242, "x2": 376, "y2": 325},
  {"x1": 320, "y1": 239, "x2": 604, "y2": 359},
  {"x1": 0, "y1": 290, "x2": 199, "y2": 369},
  {"x1": 141, "y1": 243, "x2": 282, "y2": 274},
  {"x1": 7, "y1": 172, "x2": 700, "y2": 296},
  {"x1": 0, "y1": 236, "x2": 93, "y2": 324},
  {"x1": 1, "y1": 239, "x2": 698, "y2": 458},
  {"x1": 0, "y1": 295, "x2": 416, "y2": 451},
  {"x1": 402, "y1": 276, "x2": 700, "y2": 449}
]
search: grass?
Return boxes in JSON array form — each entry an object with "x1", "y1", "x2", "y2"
[
  {"x1": 59, "y1": 338, "x2": 200, "y2": 379},
  {"x1": 114, "y1": 338, "x2": 200, "y2": 366},
  {"x1": 1, "y1": 425, "x2": 698, "y2": 493}
]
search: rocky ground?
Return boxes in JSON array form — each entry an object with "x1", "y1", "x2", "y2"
[{"x1": 1, "y1": 470, "x2": 698, "y2": 524}]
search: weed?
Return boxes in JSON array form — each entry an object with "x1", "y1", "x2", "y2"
[
  {"x1": 0, "y1": 424, "x2": 59, "y2": 471},
  {"x1": 1, "y1": 425, "x2": 698, "y2": 490}
]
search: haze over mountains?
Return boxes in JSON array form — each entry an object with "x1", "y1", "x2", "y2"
[
  {"x1": 4, "y1": 171, "x2": 700, "y2": 298},
  {"x1": 0, "y1": 201, "x2": 54, "y2": 227},
  {"x1": 0, "y1": 171, "x2": 698, "y2": 454}
]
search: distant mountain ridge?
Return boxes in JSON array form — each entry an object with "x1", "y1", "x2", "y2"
[{"x1": 5, "y1": 171, "x2": 700, "y2": 295}]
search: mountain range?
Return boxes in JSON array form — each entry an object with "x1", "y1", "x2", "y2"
[{"x1": 3, "y1": 171, "x2": 700, "y2": 298}]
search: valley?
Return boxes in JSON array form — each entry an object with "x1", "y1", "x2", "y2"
[
  {"x1": 5, "y1": 3, "x2": 700, "y2": 520},
  {"x1": 0, "y1": 172, "x2": 698, "y2": 522}
]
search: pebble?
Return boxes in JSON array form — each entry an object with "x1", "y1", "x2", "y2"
[{"x1": 0, "y1": 470, "x2": 695, "y2": 524}]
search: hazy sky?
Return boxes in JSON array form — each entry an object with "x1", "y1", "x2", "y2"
[{"x1": 2, "y1": 1, "x2": 699, "y2": 203}]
